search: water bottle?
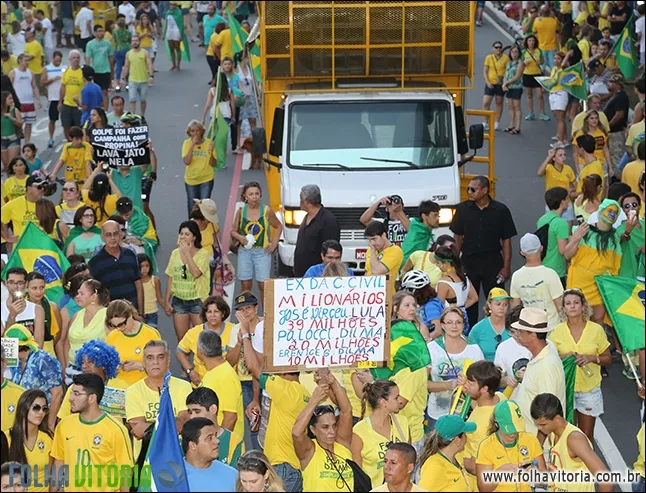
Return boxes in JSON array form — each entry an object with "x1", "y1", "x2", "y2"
[{"x1": 581, "y1": 364, "x2": 595, "y2": 377}]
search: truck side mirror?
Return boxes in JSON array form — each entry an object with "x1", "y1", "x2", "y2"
[
  {"x1": 469, "y1": 124, "x2": 484, "y2": 150},
  {"x1": 269, "y1": 107, "x2": 285, "y2": 157},
  {"x1": 252, "y1": 127, "x2": 267, "y2": 156}
]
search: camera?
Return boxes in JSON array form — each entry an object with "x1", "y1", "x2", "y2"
[
  {"x1": 389, "y1": 194, "x2": 403, "y2": 205},
  {"x1": 102, "y1": 162, "x2": 111, "y2": 172}
]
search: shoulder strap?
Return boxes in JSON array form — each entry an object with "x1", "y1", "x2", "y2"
[
  {"x1": 321, "y1": 445, "x2": 352, "y2": 493},
  {"x1": 391, "y1": 414, "x2": 406, "y2": 441}
]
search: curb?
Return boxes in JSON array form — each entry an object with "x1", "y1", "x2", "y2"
[{"x1": 485, "y1": 1, "x2": 523, "y2": 40}]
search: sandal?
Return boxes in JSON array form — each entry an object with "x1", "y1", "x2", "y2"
[
  {"x1": 510, "y1": 128, "x2": 521, "y2": 134},
  {"x1": 503, "y1": 127, "x2": 514, "y2": 132}
]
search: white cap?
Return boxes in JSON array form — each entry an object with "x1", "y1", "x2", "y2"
[{"x1": 520, "y1": 233, "x2": 541, "y2": 254}]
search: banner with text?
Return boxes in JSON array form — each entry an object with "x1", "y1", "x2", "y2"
[
  {"x1": 264, "y1": 276, "x2": 391, "y2": 372},
  {"x1": 90, "y1": 125, "x2": 150, "y2": 167}
]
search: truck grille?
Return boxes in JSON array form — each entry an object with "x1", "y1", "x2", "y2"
[{"x1": 326, "y1": 206, "x2": 419, "y2": 231}]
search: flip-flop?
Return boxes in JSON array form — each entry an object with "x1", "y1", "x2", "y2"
[{"x1": 503, "y1": 127, "x2": 514, "y2": 132}]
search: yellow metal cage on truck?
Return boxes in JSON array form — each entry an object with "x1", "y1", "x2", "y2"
[{"x1": 253, "y1": 1, "x2": 496, "y2": 274}]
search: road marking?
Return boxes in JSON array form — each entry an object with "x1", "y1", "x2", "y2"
[
  {"x1": 483, "y1": 11, "x2": 516, "y2": 44},
  {"x1": 42, "y1": 160, "x2": 52, "y2": 172},
  {"x1": 594, "y1": 418, "x2": 632, "y2": 493},
  {"x1": 56, "y1": 142, "x2": 64, "y2": 153},
  {"x1": 221, "y1": 152, "x2": 244, "y2": 253}
]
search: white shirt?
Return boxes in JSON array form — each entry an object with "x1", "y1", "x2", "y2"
[
  {"x1": 44, "y1": 62, "x2": 66, "y2": 100},
  {"x1": 636, "y1": 16, "x2": 645, "y2": 54},
  {"x1": 40, "y1": 17, "x2": 54, "y2": 49},
  {"x1": 119, "y1": 3, "x2": 137, "y2": 33},
  {"x1": 510, "y1": 264, "x2": 564, "y2": 328},
  {"x1": 75, "y1": 7, "x2": 94, "y2": 39},
  {"x1": 7, "y1": 32, "x2": 26, "y2": 56},
  {"x1": 11, "y1": 68, "x2": 35, "y2": 105},
  {"x1": 494, "y1": 337, "x2": 533, "y2": 400},
  {"x1": 1, "y1": 299, "x2": 37, "y2": 334}
]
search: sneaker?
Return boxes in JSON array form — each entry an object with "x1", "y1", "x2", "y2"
[
  {"x1": 539, "y1": 113, "x2": 551, "y2": 121},
  {"x1": 494, "y1": 121, "x2": 500, "y2": 131},
  {"x1": 482, "y1": 122, "x2": 489, "y2": 131},
  {"x1": 125, "y1": 85, "x2": 129, "y2": 90},
  {"x1": 550, "y1": 135, "x2": 559, "y2": 141},
  {"x1": 476, "y1": 20, "x2": 483, "y2": 27},
  {"x1": 525, "y1": 113, "x2": 535, "y2": 121},
  {"x1": 48, "y1": 139, "x2": 54, "y2": 148}
]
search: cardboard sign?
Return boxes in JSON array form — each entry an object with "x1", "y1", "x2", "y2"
[
  {"x1": 100, "y1": 387, "x2": 126, "y2": 417},
  {"x1": 1, "y1": 338, "x2": 19, "y2": 367},
  {"x1": 91, "y1": 125, "x2": 150, "y2": 167},
  {"x1": 263, "y1": 276, "x2": 391, "y2": 372}
]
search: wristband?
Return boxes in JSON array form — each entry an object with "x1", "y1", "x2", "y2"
[{"x1": 242, "y1": 333, "x2": 251, "y2": 340}]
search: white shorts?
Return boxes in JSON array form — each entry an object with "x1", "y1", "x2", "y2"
[
  {"x1": 574, "y1": 386, "x2": 604, "y2": 417},
  {"x1": 549, "y1": 90, "x2": 569, "y2": 112},
  {"x1": 166, "y1": 24, "x2": 181, "y2": 41}
]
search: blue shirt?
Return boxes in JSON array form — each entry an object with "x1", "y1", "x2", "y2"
[
  {"x1": 9, "y1": 350, "x2": 62, "y2": 402},
  {"x1": 80, "y1": 82, "x2": 104, "y2": 124},
  {"x1": 88, "y1": 247, "x2": 141, "y2": 308},
  {"x1": 26, "y1": 157, "x2": 43, "y2": 174},
  {"x1": 184, "y1": 459, "x2": 237, "y2": 492},
  {"x1": 303, "y1": 263, "x2": 354, "y2": 278},
  {"x1": 419, "y1": 298, "x2": 444, "y2": 328},
  {"x1": 468, "y1": 317, "x2": 510, "y2": 361}
]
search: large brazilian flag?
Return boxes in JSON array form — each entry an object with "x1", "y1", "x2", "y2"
[
  {"x1": 371, "y1": 320, "x2": 430, "y2": 380},
  {"x1": 2, "y1": 223, "x2": 70, "y2": 303},
  {"x1": 613, "y1": 15, "x2": 640, "y2": 79},
  {"x1": 596, "y1": 275, "x2": 645, "y2": 352},
  {"x1": 535, "y1": 61, "x2": 587, "y2": 100}
]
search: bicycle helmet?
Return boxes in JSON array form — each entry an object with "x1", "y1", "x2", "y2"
[
  {"x1": 120, "y1": 112, "x2": 146, "y2": 127},
  {"x1": 400, "y1": 270, "x2": 430, "y2": 290}
]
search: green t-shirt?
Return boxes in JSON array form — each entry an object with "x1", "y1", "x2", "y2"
[
  {"x1": 112, "y1": 165, "x2": 144, "y2": 211},
  {"x1": 536, "y1": 211, "x2": 569, "y2": 278},
  {"x1": 617, "y1": 219, "x2": 646, "y2": 280},
  {"x1": 400, "y1": 218, "x2": 434, "y2": 268},
  {"x1": 85, "y1": 38, "x2": 114, "y2": 74}
]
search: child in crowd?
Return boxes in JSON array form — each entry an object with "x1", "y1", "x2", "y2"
[
  {"x1": 138, "y1": 253, "x2": 164, "y2": 328},
  {"x1": 22, "y1": 143, "x2": 43, "y2": 174},
  {"x1": 5, "y1": 156, "x2": 29, "y2": 201}
]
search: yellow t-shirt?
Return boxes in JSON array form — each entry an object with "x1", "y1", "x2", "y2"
[
  {"x1": 165, "y1": 247, "x2": 211, "y2": 301},
  {"x1": 1, "y1": 379, "x2": 25, "y2": 432},
  {"x1": 463, "y1": 394, "x2": 507, "y2": 463},
  {"x1": 409, "y1": 250, "x2": 443, "y2": 287},
  {"x1": 571, "y1": 111, "x2": 610, "y2": 136},
  {"x1": 560, "y1": 1, "x2": 572, "y2": 14},
  {"x1": 200, "y1": 361, "x2": 245, "y2": 438},
  {"x1": 573, "y1": 128, "x2": 607, "y2": 165},
  {"x1": 259, "y1": 373, "x2": 311, "y2": 469},
  {"x1": 390, "y1": 367, "x2": 427, "y2": 443},
  {"x1": 419, "y1": 452, "x2": 474, "y2": 492},
  {"x1": 342, "y1": 370, "x2": 363, "y2": 418},
  {"x1": 544, "y1": 163, "x2": 576, "y2": 192},
  {"x1": 303, "y1": 441, "x2": 354, "y2": 492},
  {"x1": 578, "y1": 38, "x2": 591, "y2": 62},
  {"x1": 51, "y1": 412, "x2": 134, "y2": 492},
  {"x1": 58, "y1": 378, "x2": 129, "y2": 420},
  {"x1": 178, "y1": 322, "x2": 234, "y2": 380},
  {"x1": 4, "y1": 175, "x2": 27, "y2": 201},
  {"x1": 522, "y1": 48, "x2": 543, "y2": 75},
  {"x1": 625, "y1": 120, "x2": 645, "y2": 156},
  {"x1": 216, "y1": 28, "x2": 233, "y2": 59},
  {"x1": 60, "y1": 142, "x2": 93, "y2": 183},
  {"x1": 24, "y1": 39, "x2": 44, "y2": 74},
  {"x1": 598, "y1": 3, "x2": 611, "y2": 30},
  {"x1": 62, "y1": 66, "x2": 85, "y2": 107},
  {"x1": 1, "y1": 54, "x2": 17, "y2": 75},
  {"x1": 549, "y1": 321, "x2": 609, "y2": 393},
  {"x1": 534, "y1": 16, "x2": 559, "y2": 50},
  {"x1": 1, "y1": 195, "x2": 39, "y2": 237},
  {"x1": 136, "y1": 25, "x2": 154, "y2": 49},
  {"x1": 634, "y1": 422, "x2": 645, "y2": 478},
  {"x1": 353, "y1": 414, "x2": 410, "y2": 487},
  {"x1": 80, "y1": 190, "x2": 119, "y2": 227},
  {"x1": 56, "y1": 201, "x2": 86, "y2": 223},
  {"x1": 105, "y1": 324, "x2": 162, "y2": 386},
  {"x1": 372, "y1": 484, "x2": 427, "y2": 492},
  {"x1": 7, "y1": 430, "x2": 53, "y2": 492},
  {"x1": 365, "y1": 244, "x2": 403, "y2": 294},
  {"x1": 576, "y1": 159, "x2": 605, "y2": 194},
  {"x1": 182, "y1": 138, "x2": 216, "y2": 186},
  {"x1": 600, "y1": 55, "x2": 617, "y2": 69},
  {"x1": 476, "y1": 431, "x2": 543, "y2": 492},
  {"x1": 548, "y1": 423, "x2": 595, "y2": 492},
  {"x1": 622, "y1": 160, "x2": 645, "y2": 194},
  {"x1": 484, "y1": 53, "x2": 510, "y2": 85}
]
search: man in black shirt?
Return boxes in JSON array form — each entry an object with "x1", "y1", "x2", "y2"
[
  {"x1": 608, "y1": 0, "x2": 631, "y2": 37},
  {"x1": 293, "y1": 184, "x2": 341, "y2": 277},
  {"x1": 604, "y1": 72, "x2": 631, "y2": 176},
  {"x1": 450, "y1": 176, "x2": 517, "y2": 325}
]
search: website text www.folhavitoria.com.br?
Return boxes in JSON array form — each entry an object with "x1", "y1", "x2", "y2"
[{"x1": 482, "y1": 468, "x2": 642, "y2": 486}]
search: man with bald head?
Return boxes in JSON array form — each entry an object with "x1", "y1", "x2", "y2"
[{"x1": 88, "y1": 220, "x2": 143, "y2": 313}]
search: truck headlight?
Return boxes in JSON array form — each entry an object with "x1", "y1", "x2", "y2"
[
  {"x1": 284, "y1": 209, "x2": 307, "y2": 227},
  {"x1": 439, "y1": 208, "x2": 455, "y2": 226}
]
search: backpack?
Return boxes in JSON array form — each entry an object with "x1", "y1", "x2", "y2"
[{"x1": 534, "y1": 217, "x2": 556, "y2": 260}]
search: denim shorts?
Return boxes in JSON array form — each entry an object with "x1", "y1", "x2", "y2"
[
  {"x1": 144, "y1": 312, "x2": 159, "y2": 327},
  {"x1": 1, "y1": 136, "x2": 20, "y2": 151},
  {"x1": 171, "y1": 296, "x2": 202, "y2": 315},
  {"x1": 505, "y1": 87, "x2": 523, "y2": 100},
  {"x1": 128, "y1": 81, "x2": 149, "y2": 102},
  {"x1": 237, "y1": 247, "x2": 272, "y2": 282},
  {"x1": 574, "y1": 386, "x2": 604, "y2": 417}
]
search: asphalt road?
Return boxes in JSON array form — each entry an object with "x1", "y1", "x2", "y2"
[{"x1": 27, "y1": 13, "x2": 640, "y2": 480}]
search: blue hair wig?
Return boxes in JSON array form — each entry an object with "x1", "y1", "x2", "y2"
[{"x1": 75, "y1": 340, "x2": 121, "y2": 380}]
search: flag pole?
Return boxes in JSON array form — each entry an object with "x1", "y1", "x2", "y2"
[{"x1": 626, "y1": 356, "x2": 644, "y2": 389}]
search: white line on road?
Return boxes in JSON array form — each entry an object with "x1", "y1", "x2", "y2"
[
  {"x1": 483, "y1": 11, "x2": 516, "y2": 44},
  {"x1": 56, "y1": 142, "x2": 64, "y2": 153},
  {"x1": 595, "y1": 419, "x2": 632, "y2": 492}
]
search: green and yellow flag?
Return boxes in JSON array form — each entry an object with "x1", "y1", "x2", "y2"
[
  {"x1": 536, "y1": 61, "x2": 587, "y2": 100},
  {"x1": 596, "y1": 275, "x2": 645, "y2": 352},
  {"x1": 225, "y1": 5, "x2": 262, "y2": 82},
  {"x1": 2, "y1": 223, "x2": 71, "y2": 303},
  {"x1": 613, "y1": 15, "x2": 640, "y2": 79},
  {"x1": 207, "y1": 68, "x2": 230, "y2": 170},
  {"x1": 562, "y1": 355, "x2": 576, "y2": 424},
  {"x1": 163, "y1": 6, "x2": 191, "y2": 63},
  {"x1": 371, "y1": 320, "x2": 430, "y2": 380}
]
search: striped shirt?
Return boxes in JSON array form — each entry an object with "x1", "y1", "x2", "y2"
[{"x1": 89, "y1": 247, "x2": 141, "y2": 307}]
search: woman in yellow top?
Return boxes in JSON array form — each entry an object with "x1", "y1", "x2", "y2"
[
  {"x1": 104, "y1": 299, "x2": 162, "y2": 386},
  {"x1": 549, "y1": 290, "x2": 611, "y2": 443},
  {"x1": 165, "y1": 220, "x2": 211, "y2": 341},
  {"x1": 482, "y1": 41, "x2": 509, "y2": 131},
  {"x1": 81, "y1": 166, "x2": 123, "y2": 226},
  {"x1": 57, "y1": 279, "x2": 110, "y2": 385},
  {"x1": 476, "y1": 400, "x2": 546, "y2": 492},
  {"x1": 5, "y1": 156, "x2": 28, "y2": 200},
  {"x1": 351, "y1": 380, "x2": 410, "y2": 488},
  {"x1": 6, "y1": 390, "x2": 53, "y2": 492},
  {"x1": 177, "y1": 295, "x2": 234, "y2": 386},
  {"x1": 136, "y1": 13, "x2": 155, "y2": 53},
  {"x1": 293, "y1": 372, "x2": 354, "y2": 492},
  {"x1": 574, "y1": 174, "x2": 602, "y2": 225},
  {"x1": 572, "y1": 110, "x2": 612, "y2": 170},
  {"x1": 55, "y1": 180, "x2": 85, "y2": 228},
  {"x1": 547, "y1": 52, "x2": 571, "y2": 146},
  {"x1": 182, "y1": 119, "x2": 217, "y2": 217},
  {"x1": 26, "y1": 272, "x2": 62, "y2": 358},
  {"x1": 521, "y1": 34, "x2": 549, "y2": 121},
  {"x1": 418, "y1": 414, "x2": 476, "y2": 492}
]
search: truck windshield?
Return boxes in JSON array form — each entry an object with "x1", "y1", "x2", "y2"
[{"x1": 288, "y1": 100, "x2": 454, "y2": 170}]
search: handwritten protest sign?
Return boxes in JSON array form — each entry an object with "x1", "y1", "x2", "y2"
[
  {"x1": 90, "y1": 126, "x2": 150, "y2": 167},
  {"x1": 263, "y1": 276, "x2": 391, "y2": 372},
  {"x1": 100, "y1": 387, "x2": 126, "y2": 417},
  {"x1": 1, "y1": 338, "x2": 19, "y2": 367}
]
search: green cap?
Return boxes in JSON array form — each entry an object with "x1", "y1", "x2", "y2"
[
  {"x1": 435, "y1": 414, "x2": 477, "y2": 441},
  {"x1": 494, "y1": 400, "x2": 526, "y2": 434},
  {"x1": 4, "y1": 324, "x2": 39, "y2": 353}
]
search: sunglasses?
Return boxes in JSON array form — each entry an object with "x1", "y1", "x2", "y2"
[
  {"x1": 32, "y1": 184, "x2": 44, "y2": 190},
  {"x1": 73, "y1": 262, "x2": 88, "y2": 273},
  {"x1": 181, "y1": 264, "x2": 188, "y2": 280},
  {"x1": 63, "y1": 187, "x2": 77, "y2": 192},
  {"x1": 494, "y1": 45, "x2": 502, "y2": 49},
  {"x1": 494, "y1": 334, "x2": 503, "y2": 348},
  {"x1": 623, "y1": 202, "x2": 640, "y2": 209},
  {"x1": 313, "y1": 404, "x2": 336, "y2": 417},
  {"x1": 109, "y1": 317, "x2": 129, "y2": 330},
  {"x1": 31, "y1": 404, "x2": 49, "y2": 413},
  {"x1": 467, "y1": 186, "x2": 479, "y2": 193}
]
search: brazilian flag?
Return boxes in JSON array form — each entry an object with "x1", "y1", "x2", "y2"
[
  {"x1": 536, "y1": 61, "x2": 587, "y2": 100},
  {"x1": 371, "y1": 320, "x2": 430, "y2": 380},
  {"x1": 596, "y1": 276, "x2": 645, "y2": 352},
  {"x1": 613, "y1": 15, "x2": 640, "y2": 79},
  {"x1": 226, "y1": 5, "x2": 262, "y2": 82},
  {"x1": 2, "y1": 223, "x2": 70, "y2": 303},
  {"x1": 562, "y1": 355, "x2": 576, "y2": 425},
  {"x1": 207, "y1": 67, "x2": 230, "y2": 170}
]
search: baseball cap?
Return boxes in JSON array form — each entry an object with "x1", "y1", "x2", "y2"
[
  {"x1": 435, "y1": 414, "x2": 477, "y2": 441},
  {"x1": 494, "y1": 400, "x2": 526, "y2": 434},
  {"x1": 520, "y1": 233, "x2": 541, "y2": 254},
  {"x1": 4, "y1": 324, "x2": 39, "y2": 353},
  {"x1": 116, "y1": 196, "x2": 134, "y2": 213},
  {"x1": 587, "y1": 59, "x2": 602, "y2": 70},
  {"x1": 609, "y1": 73, "x2": 624, "y2": 84},
  {"x1": 26, "y1": 174, "x2": 46, "y2": 188},
  {"x1": 233, "y1": 292, "x2": 259, "y2": 310},
  {"x1": 488, "y1": 287, "x2": 512, "y2": 302},
  {"x1": 510, "y1": 307, "x2": 551, "y2": 333}
]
